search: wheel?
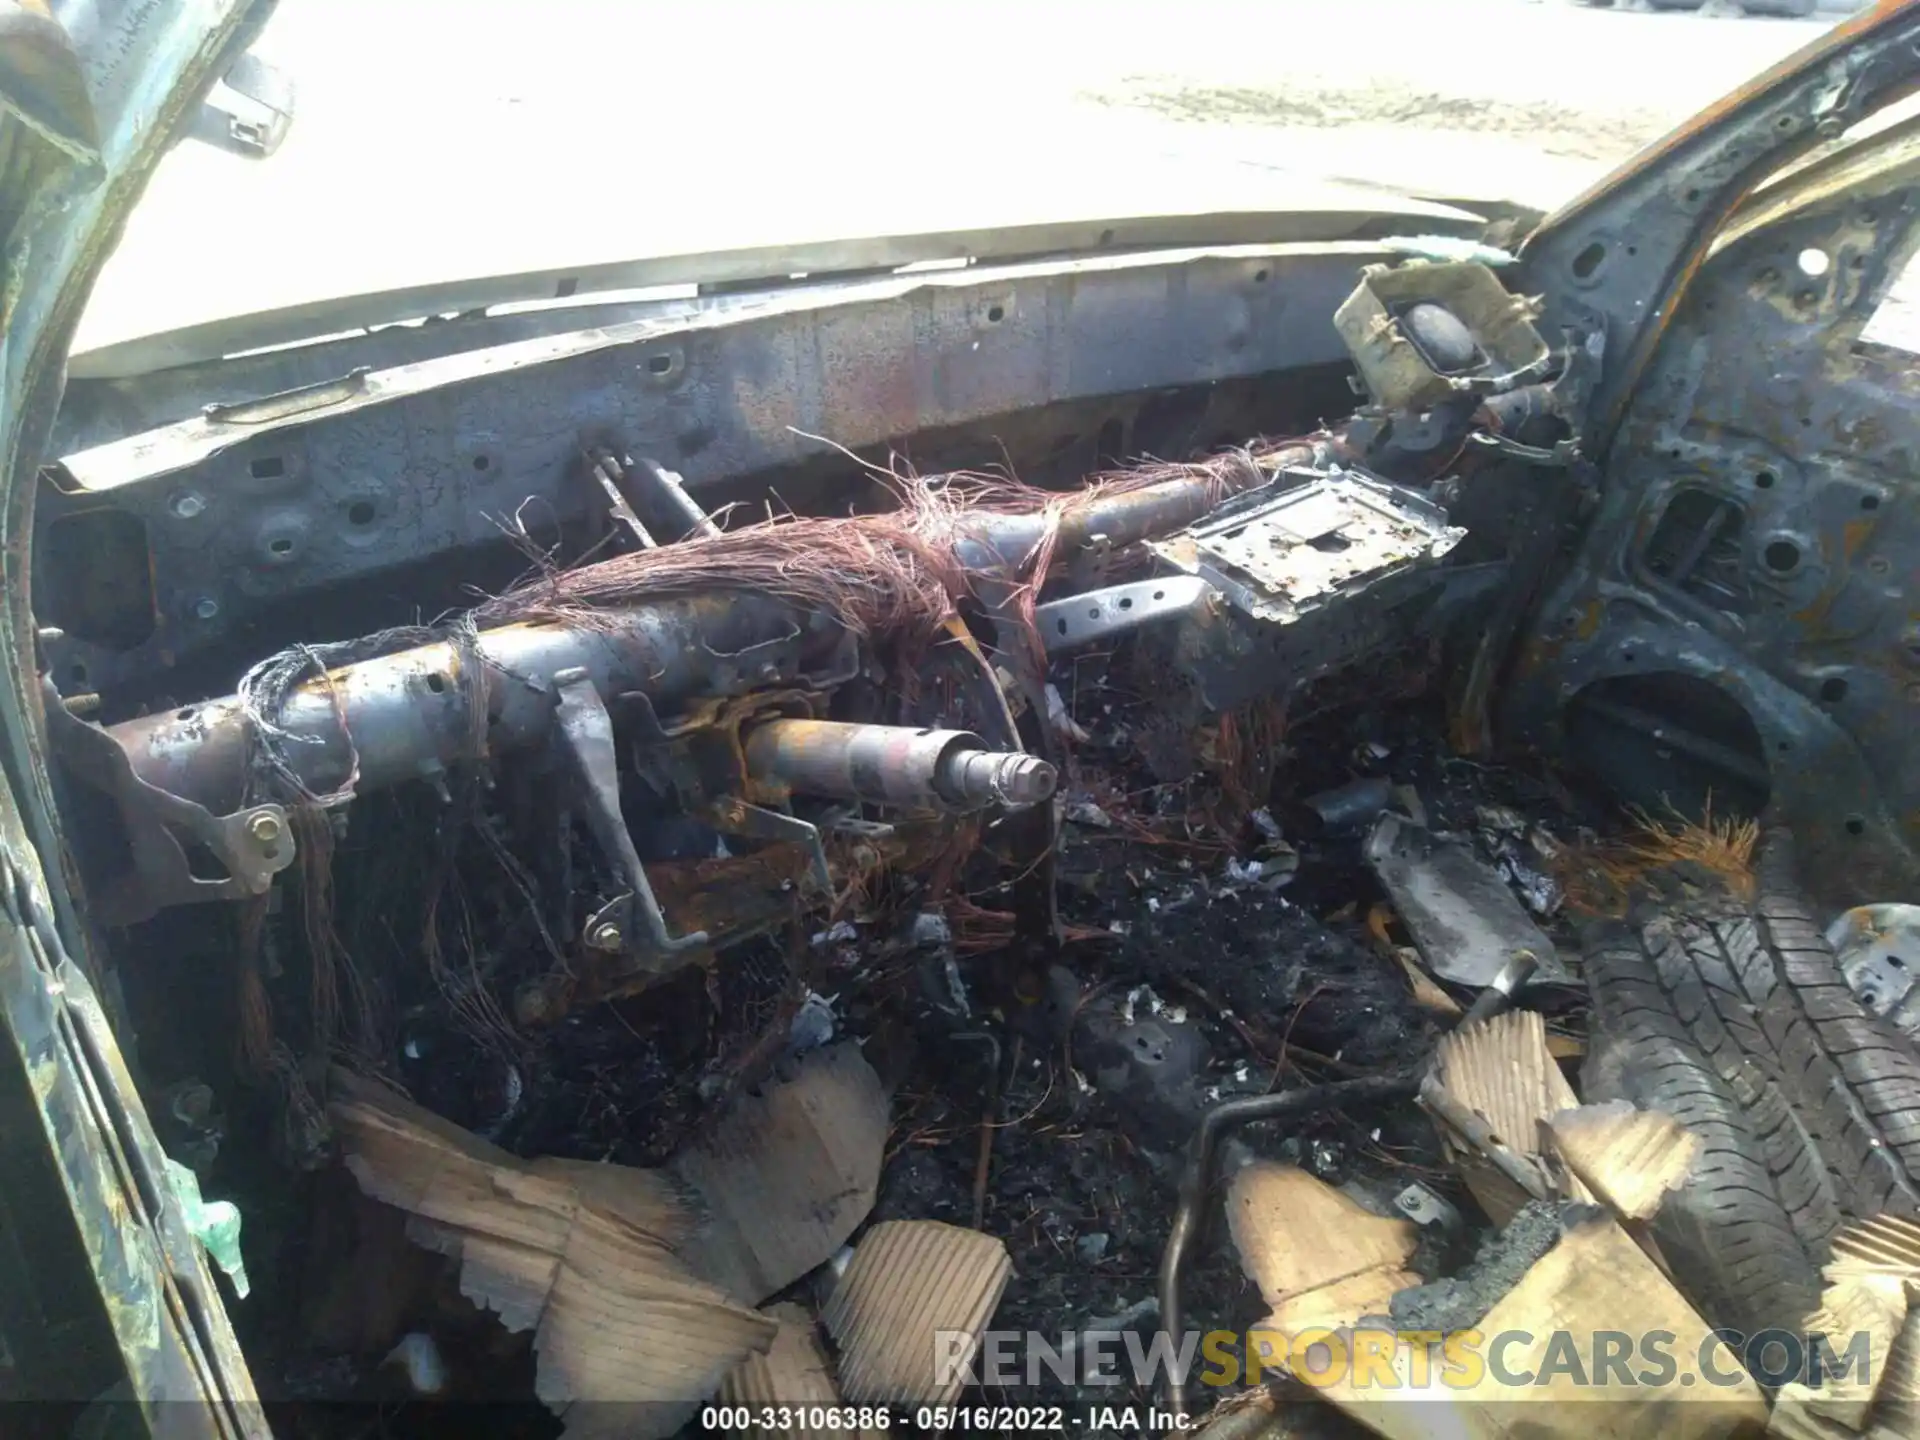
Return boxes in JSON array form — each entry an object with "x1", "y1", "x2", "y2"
[{"x1": 1579, "y1": 834, "x2": 1920, "y2": 1335}]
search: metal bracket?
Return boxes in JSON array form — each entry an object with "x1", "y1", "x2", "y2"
[
  {"x1": 706, "y1": 798, "x2": 833, "y2": 896},
  {"x1": 824, "y1": 815, "x2": 896, "y2": 842},
  {"x1": 1466, "y1": 429, "x2": 1582, "y2": 468},
  {"x1": 188, "y1": 50, "x2": 296, "y2": 159},
  {"x1": 590, "y1": 452, "x2": 720, "y2": 545},
  {"x1": 204, "y1": 368, "x2": 370, "y2": 427},
  {"x1": 587, "y1": 448, "x2": 659, "y2": 550},
  {"x1": 1394, "y1": 1181, "x2": 1464, "y2": 1234},
  {"x1": 631, "y1": 456, "x2": 722, "y2": 541},
  {"x1": 612, "y1": 688, "x2": 671, "y2": 744},
  {"x1": 45, "y1": 685, "x2": 295, "y2": 926},
  {"x1": 551, "y1": 668, "x2": 708, "y2": 962},
  {"x1": 1036, "y1": 576, "x2": 1210, "y2": 654}
]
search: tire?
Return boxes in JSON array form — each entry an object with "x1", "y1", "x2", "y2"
[
  {"x1": 1744, "y1": 837, "x2": 1920, "y2": 1217},
  {"x1": 1580, "y1": 834, "x2": 1920, "y2": 1335},
  {"x1": 1740, "y1": 0, "x2": 1816, "y2": 14},
  {"x1": 1583, "y1": 925, "x2": 1837, "y2": 1338}
]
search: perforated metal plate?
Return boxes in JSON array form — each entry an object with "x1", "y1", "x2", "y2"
[{"x1": 1151, "y1": 466, "x2": 1464, "y2": 624}]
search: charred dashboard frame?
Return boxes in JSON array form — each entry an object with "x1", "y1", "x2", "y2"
[{"x1": 26, "y1": 2, "x2": 1920, "y2": 1090}]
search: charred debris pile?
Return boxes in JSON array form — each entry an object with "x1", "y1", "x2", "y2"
[{"x1": 53, "y1": 256, "x2": 1920, "y2": 1439}]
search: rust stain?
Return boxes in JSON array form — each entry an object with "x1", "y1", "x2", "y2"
[
  {"x1": 1842, "y1": 517, "x2": 1875, "y2": 561},
  {"x1": 650, "y1": 844, "x2": 815, "y2": 931},
  {"x1": 1790, "y1": 594, "x2": 1836, "y2": 633}
]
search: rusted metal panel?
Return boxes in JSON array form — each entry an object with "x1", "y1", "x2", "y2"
[
  {"x1": 37, "y1": 247, "x2": 1377, "y2": 701},
  {"x1": 1510, "y1": 117, "x2": 1920, "y2": 907}
]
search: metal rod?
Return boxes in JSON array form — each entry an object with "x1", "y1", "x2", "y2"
[
  {"x1": 631, "y1": 456, "x2": 722, "y2": 541},
  {"x1": 104, "y1": 596, "x2": 838, "y2": 814},
  {"x1": 1457, "y1": 949, "x2": 1541, "y2": 1029},
  {"x1": 1157, "y1": 1069, "x2": 1423, "y2": 1421},
  {"x1": 588, "y1": 449, "x2": 659, "y2": 549},
  {"x1": 743, "y1": 719, "x2": 1055, "y2": 812}
]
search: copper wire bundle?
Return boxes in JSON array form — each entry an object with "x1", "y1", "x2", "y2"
[
  {"x1": 476, "y1": 504, "x2": 969, "y2": 641},
  {"x1": 474, "y1": 442, "x2": 1304, "y2": 649},
  {"x1": 235, "y1": 893, "x2": 275, "y2": 1076},
  {"x1": 1557, "y1": 805, "x2": 1761, "y2": 917}
]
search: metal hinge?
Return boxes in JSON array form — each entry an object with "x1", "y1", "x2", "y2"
[{"x1": 188, "y1": 50, "x2": 295, "y2": 159}]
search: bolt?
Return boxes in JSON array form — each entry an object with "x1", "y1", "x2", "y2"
[
  {"x1": 193, "y1": 596, "x2": 220, "y2": 621},
  {"x1": 590, "y1": 921, "x2": 623, "y2": 949},
  {"x1": 942, "y1": 750, "x2": 1058, "y2": 807},
  {"x1": 170, "y1": 491, "x2": 206, "y2": 519},
  {"x1": 996, "y1": 753, "x2": 1058, "y2": 805},
  {"x1": 247, "y1": 812, "x2": 283, "y2": 845}
]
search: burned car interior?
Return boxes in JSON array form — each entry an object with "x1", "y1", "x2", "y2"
[{"x1": 14, "y1": 7, "x2": 1920, "y2": 1438}]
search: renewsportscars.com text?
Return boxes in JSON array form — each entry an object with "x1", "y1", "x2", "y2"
[{"x1": 936, "y1": 1325, "x2": 1874, "y2": 1391}]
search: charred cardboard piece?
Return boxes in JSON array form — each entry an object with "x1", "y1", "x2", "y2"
[
  {"x1": 1427, "y1": 1010, "x2": 1592, "y2": 1226},
  {"x1": 1316, "y1": 1216, "x2": 1768, "y2": 1440},
  {"x1": 671, "y1": 1041, "x2": 890, "y2": 1306},
  {"x1": 720, "y1": 1303, "x2": 888, "y2": 1440},
  {"x1": 1365, "y1": 813, "x2": 1563, "y2": 987},
  {"x1": 1770, "y1": 1216, "x2": 1920, "y2": 1438},
  {"x1": 823, "y1": 1220, "x2": 1012, "y2": 1408},
  {"x1": 330, "y1": 1071, "x2": 771, "y2": 1438},
  {"x1": 722, "y1": 1303, "x2": 837, "y2": 1412},
  {"x1": 1226, "y1": 1162, "x2": 1420, "y2": 1345},
  {"x1": 1544, "y1": 1100, "x2": 1698, "y2": 1223},
  {"x1": 1770, "y1": 1282, "x2": 1905, "y2": 1438},
  {"x1": 1218, "y1": 1166, "x2": 1764, "y2": 1438},
  {"x1": 1186, "y1": 1389, "x2": 1285, "y2": 1440},
  {"x1": 328, "y1": 1042, "x2": 888, "y2": 1435},
  {"x1": 1826, "y1": 1215, "x2": 1920, "y2": 1284},
  {"x1": 1866, "y1": 1297, "x2": 1920, "y2": 1440}
]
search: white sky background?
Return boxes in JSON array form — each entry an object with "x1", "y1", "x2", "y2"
[{"x1": 78, "y1": 0, "x2": 1840, "y2": 355}]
